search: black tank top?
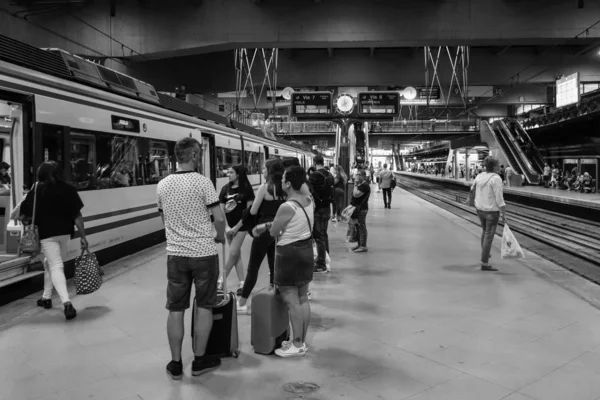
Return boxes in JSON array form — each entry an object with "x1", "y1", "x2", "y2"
[{"x1": 258, "y1": 198, "x2": 285, "y2": 223}]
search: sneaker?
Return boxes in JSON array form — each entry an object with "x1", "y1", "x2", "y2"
[
  {"x1": 192, "y1": 356, "x2": 221, "y2": 376},
  {"x1": 314, "y1": 267, "x2": 328, "y2": 274},
  {"x1": 237, "y1": 300, "x2": 248, "y2": 314},
  {"x1": 353, "y1": 247, "x2": 368, "y2": 253},
  {"x1": 64, "y1": 303, "x2": 77, "y2": 320},
  {"x1": 275, "y1": 343, "x2": 307, "y2": 358},
  {"x1": 37, "y1": 298, "x2": 52, "y2": 309},
  {"x1": 481, "y1": 265, "x2": 498, "y2": 272},
  {"x1": 166, "y1": 360, "x2": 183, "y2": 380},
  {"x1": 332, "y1": 217, "x2": 338, "y2": 222},
  {"x1": 351, "y1": 245, "x2": 360, "y2": 251},
  {"x1": 282, "y1": 340, "x2": 308, "y2": 352}
]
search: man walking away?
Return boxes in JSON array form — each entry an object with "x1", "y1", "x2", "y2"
[
  {"x1": 351, "y1": 170, "x2": 371, "y2": 252},
  {"x1": 157, "y1": 137, "x2": 227, "y2": 380},
  {"x1": 379, "y1": 163, "x2": 394, "y2": 209},
  {"x1": 309, "y1": 155, "x2": 334, "y2": 273}
]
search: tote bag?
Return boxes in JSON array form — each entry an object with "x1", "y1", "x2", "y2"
[
  {"x1": 74, "y1": 249, "x2": 103, "y2": 295},
  {"x1": 19, "y1": 183, "x2": 40, "y2": 254}
]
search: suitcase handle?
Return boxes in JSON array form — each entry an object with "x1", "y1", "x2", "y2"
[{"x1": 216, "y1": 243, "x2": 231, "y2": 307}]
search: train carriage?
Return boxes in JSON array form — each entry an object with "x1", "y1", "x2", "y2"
[{"x1": 0, "y1": 39, "x2": 315, "y2": 298}]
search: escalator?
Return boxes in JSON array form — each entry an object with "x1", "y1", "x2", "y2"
[
  {"x1": 489, "y1": 123, "x2": 523, "y2": 176},
  {"x1": 505, "y1": 120, "x2": 545, "y2": 173},
  {"x1": 497, "y1": 121, "x2": 541, "y2": 185}
]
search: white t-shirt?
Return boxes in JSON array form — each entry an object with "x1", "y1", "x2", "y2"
[{"x1": 157, "y1": 171, "x2": 220, "y2": 258}]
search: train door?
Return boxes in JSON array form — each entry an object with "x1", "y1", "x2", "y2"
[{"x1": 0, "y1": 91, "x2": 34, "y2": 274}]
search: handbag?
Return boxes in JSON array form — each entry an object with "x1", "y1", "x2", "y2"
[
  {"x1": 466, "y1": 182, "x2": 476, "y2": 207},
  {"x1": 74, "y1": 249, "x2": 103, "y2": 294},
  {"x1": 19, "y1": 183, "x2": 40, "y2": 255}
]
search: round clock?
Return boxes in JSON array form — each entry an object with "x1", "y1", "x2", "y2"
[
  {"x1": 403, "y1": 86, "x2": 417, "y2": 100},
  {"x1": 335, "y1": 93, "x2": 355, "y2": 114}
]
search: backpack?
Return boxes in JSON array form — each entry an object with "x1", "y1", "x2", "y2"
[{"x1": 313, "y1": 170, "x2": 334, "y2": 206}]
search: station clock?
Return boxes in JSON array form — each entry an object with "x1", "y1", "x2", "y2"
[{"x1": 335, "y1": 93, "x2": 355, "y2": 115}]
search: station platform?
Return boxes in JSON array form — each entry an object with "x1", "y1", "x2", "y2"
[
  {"x1": 2, "y1": 187, "x2": 600, "y2": 400},
  {"x1": 397, "y1": 171, "x2": 600, "y2": 210}
]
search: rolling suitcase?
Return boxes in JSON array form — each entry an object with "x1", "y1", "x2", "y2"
[
  {"x1": 250, "y1": 235, "x2": 290, "y2": 355},
  {"x1": 251, "y1": 288, "x2": 290, "y2": 354},
  {"x1": 192, "y1": 243, "x2": 240, "y2": 358}
]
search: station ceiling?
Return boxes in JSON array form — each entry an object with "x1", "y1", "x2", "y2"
[{"x1": 1, "y1": 0, "x2": 600, "y2": 110}]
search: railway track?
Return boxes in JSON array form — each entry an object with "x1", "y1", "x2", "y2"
[{"x1": 398, "y1": 175, "x2": 600, "y2": 284}]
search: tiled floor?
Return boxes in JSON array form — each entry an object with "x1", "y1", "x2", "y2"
[{"x1": 2, "y1": 187, "x2": 600, "y2": 400}]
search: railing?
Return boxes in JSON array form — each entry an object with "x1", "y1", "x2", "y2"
[
  {"x1": 269, "y1": 122, "x2": 338, "y2": 134},
  {"x1": 373, "y1": 119, "x2": 480, "y2": 133}
]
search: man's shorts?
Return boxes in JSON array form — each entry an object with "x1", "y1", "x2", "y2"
[{"x1": 166, "y1": 254, "x2": 219, "y2": 311}]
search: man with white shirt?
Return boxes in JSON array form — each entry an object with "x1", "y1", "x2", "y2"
[{"x1": 471, "y1": 156, "x2": 506, "y2": 272}]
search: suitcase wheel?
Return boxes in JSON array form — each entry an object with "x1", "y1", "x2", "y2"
[{"x1": 231, "y1": 349, "x2": 240, "y2": 358}]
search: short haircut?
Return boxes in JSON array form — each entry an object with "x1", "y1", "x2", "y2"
[
  {"x1": 383, "y1": 163, "x2": 388, "y2": 168},
  {"x1": 483, "y1": 156, "x2": 499, "y2": 172},
  {"x1": 174, "y1": 137, "x2": 200, "y2": 163},
  {"x1": 284, "y1": 165, "x2": 307, "y2": 191},
  {"x1": 313, "y1": 155, "x2": 324, "y2": 165},
  {"x1": 356, "y1": 169, "x2": 367, "y2": 177}
]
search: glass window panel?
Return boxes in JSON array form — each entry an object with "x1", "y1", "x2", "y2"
[
  {"x1": 70, "y1": 133, "x2": 96, "y2": 191},
  {"x1": 244, "y1": 151, "x2": 261, "y2": 174},
  {"x1": 145, "y1": 140, "x2": 171, "y2": 184},
  {"x1": 216, "y1": 147, "x2": 243, "y2": 177}
]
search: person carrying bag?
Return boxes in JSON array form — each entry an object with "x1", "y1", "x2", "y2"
[{"x1": 19, "y1": 161, "x2": 89, "y2": 320}]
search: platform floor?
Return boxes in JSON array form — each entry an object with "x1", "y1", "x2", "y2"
[
  {"x1": 2, "y1": 187, "x2": 600, "y2": 400},
  {"x1": 399, "y1": 171, "x2": 600, "y2": 207}
]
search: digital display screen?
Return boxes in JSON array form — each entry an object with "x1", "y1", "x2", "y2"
[
  {"x1": 291, "y1": 92, "x2": 333, "y2": 118},
  {"x1": 111, "y1": 115, "x2": 140, "y2": 133},
  {"x1": 358, "y1": 92, "x2": 400, "y2": 118},
  {"x1": 556, "y1": 73, "x2": 580, "y2": 108}
]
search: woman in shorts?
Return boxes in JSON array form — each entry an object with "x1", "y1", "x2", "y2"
[{"x1": 219, "y1": 165, "x2": 254, "y2": 295}]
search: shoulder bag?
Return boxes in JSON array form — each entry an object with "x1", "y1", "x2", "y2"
[
  {"x1": 20, "y1": 183, "x2": 40, "y2": 255},
  {"x1": 466, "y1": 182, "x2": 476, "y2": 207}
]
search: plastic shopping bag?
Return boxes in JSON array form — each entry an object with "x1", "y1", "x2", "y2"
[{"x1": 501, "y1": 224, "x2": 525, "y2": 259}]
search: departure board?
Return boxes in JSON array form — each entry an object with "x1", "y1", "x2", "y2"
[
  {"x1": 358, "y1": 92, "x2": 400, "y2": 118},
  {"x1": 291, "y1": 92, "x2": 333, "y2": 118}
]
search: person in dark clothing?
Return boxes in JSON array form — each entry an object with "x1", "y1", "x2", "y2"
[
  {"x1": 20, "y1": 161, "x2": 88, "y2": 320},
  {"x1": 350, "y1": 169, "x2": 370, "y2": 252},
  {"x1": 308, "y1": 155, "x2": 334, "y2": 274},
  {"x1": 219, "y1": 165, "x2": 255, "y2": 295},
  {"x1": 237, "y1": 159, "x2": 286, "y2": 314}
]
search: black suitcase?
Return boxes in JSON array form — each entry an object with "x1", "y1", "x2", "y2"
[{"x1": 191, "y1": 243, "x2": 240, "y2": 358}]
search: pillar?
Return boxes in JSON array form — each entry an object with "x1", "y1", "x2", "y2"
[{"x1": 465, "y1": 148, "x2": 470, "y2": 181}]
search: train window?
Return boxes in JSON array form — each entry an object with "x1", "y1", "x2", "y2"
[
  {"x1": 70, "y1": 133, "x2": 96, "y2": 191},
  {"x1": 215, "y1": 147, "x2": 242, "y2": 178},
  {"x1": 95, "y1": 133, "x2": 142, "y2": 189},
  {"x1": 145, "y1": 140, "x2": 172, "y2": 184},
  {"x1": 41, "y1": 124, "x2": 65, "y2": 167},
  {"x1": 244, "y1": 151, "x2": 261, "y2": 174}
]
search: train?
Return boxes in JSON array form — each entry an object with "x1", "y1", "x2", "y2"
[{"x1": 0, "y1": 35, "x2": 319, "y2": 300}]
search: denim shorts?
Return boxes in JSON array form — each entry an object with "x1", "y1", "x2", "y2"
[
  {"x1": 274, "y1": 238, "x2": 313, "y2": 287},
  {"x1": 166, "y1": 254, "x2": 219, "y2": 311}
]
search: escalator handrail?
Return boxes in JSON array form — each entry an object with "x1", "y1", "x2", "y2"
[
  {"x1": 498, "y1": 121, "x2": 539, "y2": 178},
  {"x1": 488, "y1": 123, "x2": 522, "y2": 174}
]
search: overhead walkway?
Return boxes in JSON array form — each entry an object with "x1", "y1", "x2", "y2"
[{"x1": 1, "y1": 188, "x2": 600, "y2": 400}]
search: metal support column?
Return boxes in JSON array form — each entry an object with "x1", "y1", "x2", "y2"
[
  {"x1": 453, "y1": 149, "x2": 459, "y2": 180},
  {"x1": 465, "y1": 148, "x2": 470, "y2": 181}
]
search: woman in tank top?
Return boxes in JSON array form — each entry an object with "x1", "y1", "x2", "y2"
[
  {"x1": 253, "y1": 165, "x2": 314, "y2": 358},
  {"x1": 237, "y1": 159, "x2": 286, "y2": 314}
]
